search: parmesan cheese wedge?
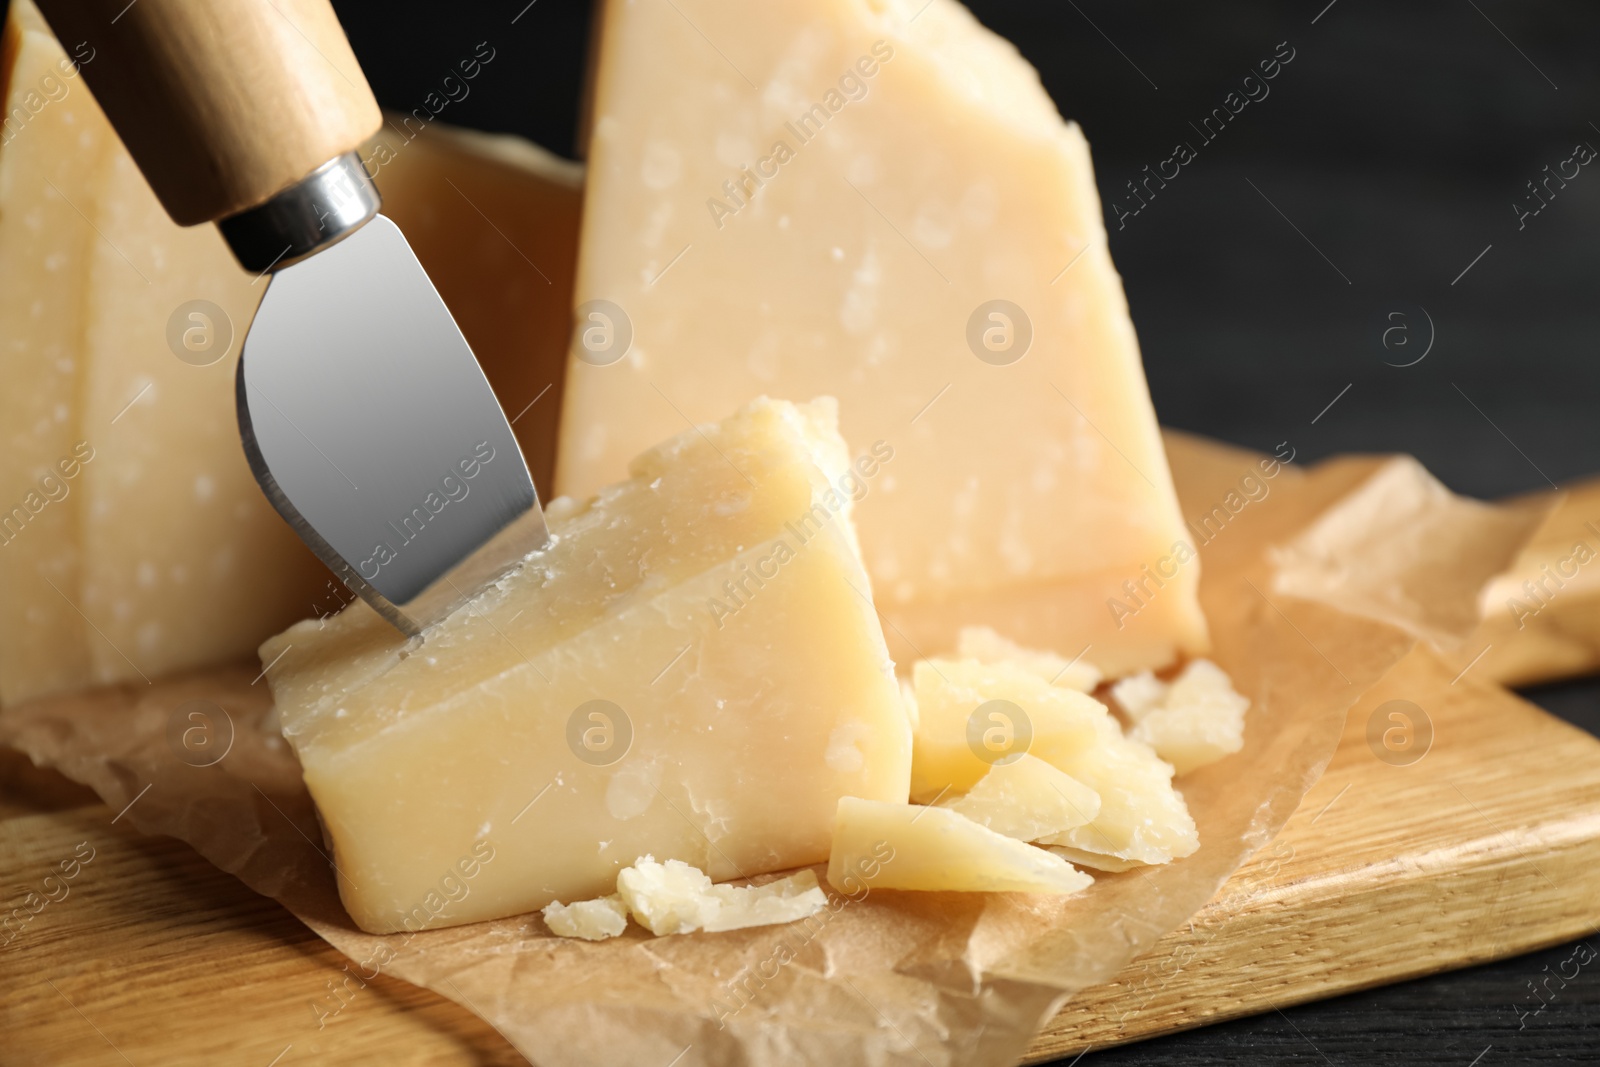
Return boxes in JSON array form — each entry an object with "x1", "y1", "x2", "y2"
[
  {"x1": 0, "y1": 3, "x2": 114, "y2": 704},
  {"x1": 827, "y1": 797, "x2": 1092, "y2": 895},
  {"x1": 558, "y1": 0, "x2": 1208, "y2": 676},
  {"x1": 908, "y1": 658, "x2": 1108, "y2": 803},
  {"x1": 0, "y1": 0, "x2": 585, "y2": 701},
  {"x1": 262, "y1": 398, "x2": 911, "y2": 933},
  {"x1": 942, "y1": 754, "x2": 1100, "y2": 842}
]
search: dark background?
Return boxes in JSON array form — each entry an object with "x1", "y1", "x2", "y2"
[
  {"x1": 336, "y1": 2, "x2": 1600, "y2": 1062},
  {"x1": 13, "y1": 0, "x2": 1596, "y2": 1060}
]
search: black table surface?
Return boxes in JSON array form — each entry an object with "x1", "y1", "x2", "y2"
[{"x1": 12, "y1": 0, "x2": 1599, "y2": 1061}]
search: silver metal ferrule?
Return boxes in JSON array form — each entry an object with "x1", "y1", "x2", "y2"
[{"x1": 217, "y1": 151, "x2": 381, "y2": 274}]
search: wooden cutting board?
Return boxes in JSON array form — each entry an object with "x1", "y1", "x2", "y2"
[{"x1": 4, "y1": 649, "x2": 1599, "y2": 1066}]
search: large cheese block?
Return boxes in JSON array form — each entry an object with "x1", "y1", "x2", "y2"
[
  {"x1": 71, "y1": 143, "x2": 325, "y2": 686},
  {"x1": 262, "y1": 398, "x2": 912, "y2": 933},
  {"x1": 0, "y1": 0, "x2": 583, "y2": 703},
  {"x1": 556, "y1": 0, "x2": 1208, "y2": 675},
  {"x1": 0, "y1": 3, "x2": 113, "y2": 704}
]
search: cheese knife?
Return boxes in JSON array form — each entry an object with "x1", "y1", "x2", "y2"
[{"x1": 34, "y1": 0, "x2": 550, "y2": 637}]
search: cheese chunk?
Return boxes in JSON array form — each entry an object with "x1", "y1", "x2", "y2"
[
  {"x1": 956, "y1": 626, "x2": 1102, "y2": 692},
  {"x1": 263, "y1": 398, "x2": 911, "y2": 933},
  {"x1": 557, "y1": 0, "x2": 1207, "y2": 676},
  {"x1": 542, "y1": 894, "x2": 629, "y2": 941},
  {"x1": 943, "y1": 754, "x2": 1100, "y2": 842},
  {"x1": 0, "y1": 2, "x2": 585, "y2": 703},
  {"x1": 616, "y1": 858, "x2": 827, "y2": 936},
  {"x1": 1038, "y1": 721, "x2": 1198, "y2": 868},
  {"x1": 827, "y1": 797, "x2": 1092, "y2": 895},
  {"x1": 909, "y1": 659, "x2": 1108, "y2": 803},
  {"x1": 1112, "y1": 659, "x2": 1248, "y2": 775}
]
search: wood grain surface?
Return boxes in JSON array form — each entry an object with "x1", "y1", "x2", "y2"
[{"x1": 4, "y1": 645, "x2": 1597, "y2": 1066}]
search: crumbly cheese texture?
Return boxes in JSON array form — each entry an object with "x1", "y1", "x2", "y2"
[
  {"x1": 828, "y1": 796, "x2": 1092, "y2": 895},
  {"x1": 0, "y1": 2, "x2": 584, "y2": 701},
  {"x1": 909, "y1": 645, "x2": 1200, "y2": 870},
  {"x1": 909, "y1": 658, "x2": 1108, "y2": 803},
  {"x1": 616, "y1": 857, "x2": 827, "y2": 936},
  {"x1": 541, "y1": 893, "x2": 629, "y2": 941},
  {"x1": 557, "y1": 0, "x2": 1208, "y2": 676},
  {"x1": 1037, "y1": 719, "x2": 1198, "y2": 869},
  {"x1": 943, "y1": 754, "x2": 1100, "y2": 842},
  {"x1": 1112, "y1": 659, "x2": 1249, "y2": 775},
  {"x1": 957, "y1": 626, "x2": 1102, "y2": 692},
  {"x1": 263, "y1": 398, "x2": 911, "y2": 934}
]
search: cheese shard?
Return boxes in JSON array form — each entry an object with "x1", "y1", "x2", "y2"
[
  {"x1": 0, "y1": 4, "x2": 113, "y2": 703},
  {"x1": 616, "y1": 857, "x2": 827, "y2": 936},
  {"x1": 557, "y1": 0, "x2": 1208, "y2": 676},
  {"x1": 1042, "y1": 846, "x2": 1143, "y2": 874},
  {"x1": 957, "y1": 626, "x2": 1102, "y2": 692},
  {"x1": 1112, "y1": 659, "x2": 1249, "y2": 775},
  {"x1": 827, "y1": 797, "x2": 1092, "y2": 895},
  {"x1": 909, "y1": 659, "x2": 1107, "y2": 803},
  {"x1": 542, "y1": 894, "x2": 629, "y2": 941},
  {"x1": 262, "y1": 397, "x2": 911, "y2": 933},
  {"x1": 1038, "y1": 721, "x2": 1198, "y2": 869},
  {"x1": 943, "y1": 754, "x2": 1100, "y2": 842}
]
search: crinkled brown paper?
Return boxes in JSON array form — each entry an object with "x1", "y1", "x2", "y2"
[{"x1": 0, "y1": 432, "x2": 1548, "y2": 1066}]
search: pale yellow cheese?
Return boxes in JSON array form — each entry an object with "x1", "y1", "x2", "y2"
[
  {"x1": 1111, "y1": 659, "x2": 1248, "y2": 775},
  {"x1": 827, "y1": 796, "x2": 1092, "y2": 895},
  {"x1": 557, "y1": 0, "x2": 1208, "y2": 677},
  {"x1": 0, "y1": 2, "x2": 585, "y2": 703},
  {"x1": 263, "y1": 398, "x2": 911, "y2": 933},
  {"x1": 1038, "y1": 719, "x2": 1198, "y2": 868},
  {"x1": 615, "y1": 858, "x2": 827, "y2": 936},
  {"x1": 1041, "y1": 846, "x2": 1143, "y2": 874},
  {"x1": 74, "y1": 146, "x2": 324, "y2": 685},
  {"x1": 942, "y1": 754, "x2": 1100, "y2": 842},
  {"x1": 956, "y1": 625, "x2": 1102, "y2": 692},
  {"x1": 541, "y1": 893, "x2": 629, "y2": 941},
  {"x1": 909, "y1": 658, "x2": 1107, "y2": 803},
  {"x1": 0, "y1": 5, "x2": 111, "y2": 703}
]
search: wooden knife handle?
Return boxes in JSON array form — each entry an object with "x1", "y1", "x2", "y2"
[{"x1": 34, "y1": 0, "x2": 382, "y2": 226}]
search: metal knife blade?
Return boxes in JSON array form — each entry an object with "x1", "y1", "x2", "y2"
[{"x1": 237, "y1": 213, "x2": 549, "y2": 637}]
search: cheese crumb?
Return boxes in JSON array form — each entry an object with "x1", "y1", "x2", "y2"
[
  {"x1": 605, "y1": 857, "x2": 827, "y2": 937},
  {"x1": 541, "y1": 894, "x2": 629, "y2": 941},
  {"x1": 1111, "y1": 659, "x2": 1249, "y2": 775}
]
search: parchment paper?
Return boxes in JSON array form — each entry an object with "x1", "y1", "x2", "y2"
[{"x1": 0, "y1": 433, "x2": 1548, "y2": 1066}]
